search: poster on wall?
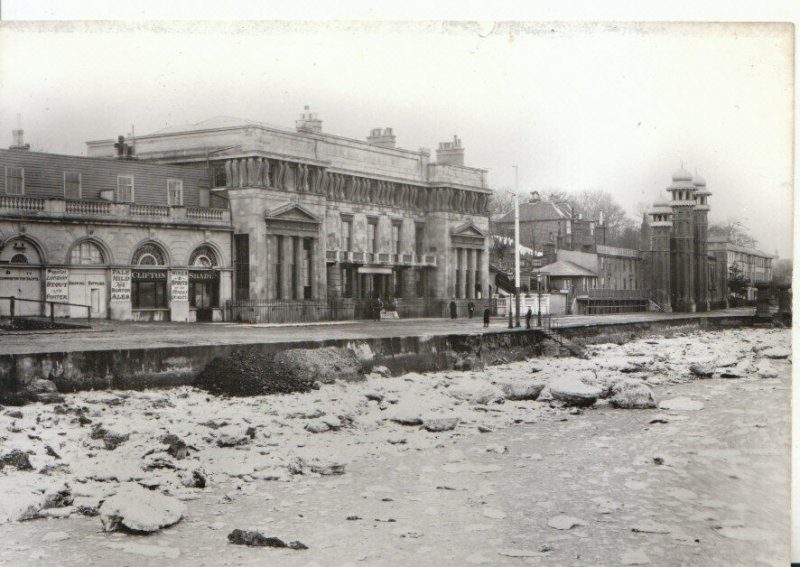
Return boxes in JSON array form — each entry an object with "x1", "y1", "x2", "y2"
[
  {"x1": 171, "y1": 270, "x2": 189, "y2": 302},
  {"x1": 45, "y1": 268, "x2": 69, "y2": 302},
  {"x1": 111, "y1": 269, "x2": 131, "y2": 302}
]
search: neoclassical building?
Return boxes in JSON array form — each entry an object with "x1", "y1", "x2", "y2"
[
  {"x1": 0, "y1": 143, "x2": 232, "y2": 322},
  {"x1": 86, "y1": 110, "x2": 492, "y2": 319}
]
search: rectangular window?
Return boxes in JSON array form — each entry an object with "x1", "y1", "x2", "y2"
[
  {"x1": 116, "y1": 175, "x2": 134, "y2": 202},
  {"x1": 167, "y1": 179, "x2": 184, "y2": 206},
  {"x1": 341, "y1": 218, "x2": 352, "y2": 251},
  {"x1": 234, "y1": 234, "x2": 250, "y2": 300},
  {"x1": 132, "y1": 277, "x2": 168, "y2": 309},
  {"x1": 392, "y1": 223, "x2": 401, "y2": 255},
  {"x1": 342, "y1": 266, "x2": 353, "y2": 298},
  {"x1": 368, "y1": 220, "x2": 378, "y2": 255},
  {"x1": 64, "y1": 171, "x2": 81, "y2": 199},
  {"x1": 415, "y1": 224, "x2": 425, "y2": 256},
  {"x1": 5, "y1": 167, "x2": 24, "y2": 195},
  {"x1": 415, "y1": 269, "x2": 424, "y2": 297}
]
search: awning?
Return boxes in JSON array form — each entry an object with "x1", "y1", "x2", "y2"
[{"x1": 357, "y1": 266, "x2": 393, "y2": 275}]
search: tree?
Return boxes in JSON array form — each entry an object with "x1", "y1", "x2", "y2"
[
  {"x1": 708, "y1": 219, "x2": 757, "y2": 247},
  {"x1": 727, "y1": 261, "x2": 750, "y2": 301},
  {"x1": 772, "y1": 258, "x2": 792, "y2": 286}
]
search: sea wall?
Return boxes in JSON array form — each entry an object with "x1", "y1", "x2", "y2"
[{"x1": 0, "y1": 314, "x2": 755, "y2": 397}]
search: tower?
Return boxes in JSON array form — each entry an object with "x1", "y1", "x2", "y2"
[
  {"x1": 667, "y1": 167, "x2": 696, "y2": 312},
  {"x1": 648, "y1": 197, "x2": 673, "y2": 311},
  {"x1": 692, "y1": 174, "x2": 712, "y2": 312}
]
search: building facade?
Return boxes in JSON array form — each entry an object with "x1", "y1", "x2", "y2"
[
  {"x1": 0, "y1": 145, "x2": 233, "y2": 322},
  {"x1": 708, "y1": 238, "x2": 774, "y2": 301},
  {"x1": 644, "y1": 168, "x2": 727, "y2": 312},
  {"x1": 86, "y1": 111, "x2": 492, "y2": 319}
]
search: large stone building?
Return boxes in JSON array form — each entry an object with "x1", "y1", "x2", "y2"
[
  {"x1": 644, "y1": 168, "x2": 727, "y2": 312},
  {"x1": 707, "y1": 238, "x2": 774, "y2": 301},
  {"x1": 85, "y1": 110, "x2": 492, "y2": 320},
  {"x1": 0, "y1": 137, "x2": 233, "y2": 322}
]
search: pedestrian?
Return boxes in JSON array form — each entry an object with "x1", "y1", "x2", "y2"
[
  {"x1": 449, "y1": 298, "x2": 457, "y2": 319},
  {"x1": 525, "y1": 306, "x2": 532, "y2": 329},
  {"x1": 483, "y1": 307, "x2": 491, "y2": 328},
  {"x1": 375, "y1": 296, "x2": 384, "y2": 321},
  {"x1": 467, "y1": 301, "x2": 475, "y2": 319}
]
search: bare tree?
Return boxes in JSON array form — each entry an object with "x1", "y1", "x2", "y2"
[{"x1": 708, "y1": 219, "x2": 757, "y2": 247}]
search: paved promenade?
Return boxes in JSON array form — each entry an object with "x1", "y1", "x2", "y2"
[{"x1": 0, "y1": 308, "x2": 754, "y2": 356}]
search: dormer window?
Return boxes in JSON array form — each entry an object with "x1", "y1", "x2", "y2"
[
  {"x1": 5, "y1": 166, "x2": 24, "y2": 195},
  {"x1": 116, "y1": 175, "x2": 134, "y2": 202},
  {"x1": 167, "y1": 179, "x2": 183, "y2": 206},
  {"x1": 64, "y1": 171, "x2": 81, "y2": 200}
]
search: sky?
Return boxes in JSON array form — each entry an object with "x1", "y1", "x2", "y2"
[{"x1": 0, "y1": 17, "x2": 794, "y2": 258}]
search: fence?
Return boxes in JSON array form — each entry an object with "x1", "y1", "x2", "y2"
[
  {"x1": 225, "y1": 297, "x2": 498, "y2": 324},
  {"x1": 0, "y1": 295, "x2": 92, "y2": 323},
  {"x1": 577, "y1": 289, "x2": 651, "y2": 315}
]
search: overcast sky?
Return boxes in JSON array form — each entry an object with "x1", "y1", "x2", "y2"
[{"x1": 0, "y1": 20, "x2": 793, "y2": 256}]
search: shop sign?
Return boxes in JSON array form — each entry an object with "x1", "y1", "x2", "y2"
[
  {"x1": 171, "y1": 270, "x2": 189, "y2": 302},
  {"x1": 189, "y1": 270, "x2": 218, "y2": 281},
  {"x1": 132, "y1": 270, "x2": 167, "y2": 281},
  {"x1": 111, "y1": 269, "x2": 131, "y2": 302},
  {"x1": 45, "y1": 268, "x2": 69, "y2": 302}
]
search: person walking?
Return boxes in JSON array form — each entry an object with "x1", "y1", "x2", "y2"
[
  {"x1": 375, "y1": 296, "x2": 384, "y2": 321},
  {"x1": 449, "y1": 298, "x2": 457, "y2": 319},
  {"x1": 483, "y1": 307, "x2": 491, "y2": 328},
  {"x1": 467, "y1": 301, "x2": 475, "y2": 319},
  {"x1": 525, "y1": 306, "x2": 532, "y2": 329}
]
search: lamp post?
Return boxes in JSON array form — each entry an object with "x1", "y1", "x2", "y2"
[
  {"x1": 537, "y1": 273, "x2": 542, "y2": 327},
  {"x1": 513, "y1": 167, "x2": 521, "y2": 328}
]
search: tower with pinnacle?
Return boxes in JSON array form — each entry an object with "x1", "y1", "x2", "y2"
[{"x1": 692, "y1": 174, "x2": 712, "y2": 312}]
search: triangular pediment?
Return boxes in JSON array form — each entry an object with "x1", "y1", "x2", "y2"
[
  {"x1": 451, "y1": 222, "x2": 487, "y2": 238},
  {"x1": 265, "y1": 203, "x2": 321, "y2": 224}
]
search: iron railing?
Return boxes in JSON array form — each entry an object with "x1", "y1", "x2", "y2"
[{"x1": 0, "y1": 295, "x2": 93, "y2": 323}]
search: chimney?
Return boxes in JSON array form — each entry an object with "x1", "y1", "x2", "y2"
[
  {"x1": 9, "y1": 128, "x2": 30, "y2": 150},
  {"x1": 435, "y1": 135, "x2": 464, "y2": 166},
  {"x1": 529, "y1": 191, "x2": 541, "y2": 203},
  {"x1": 366, "y1": 127, "x2": 396, "y2": 149},
  {"x1": 296, "y1": 105, "x2": 322, "y2": 134},
  {"x1": 114, "y1": 135, "x2": 136, "y2": 159}
]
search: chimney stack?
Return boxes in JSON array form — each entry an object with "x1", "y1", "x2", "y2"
[
  {"x1": 366, "y1": 127, "x2": 396, "y2": 149},
  {"x1": 10, "y1": 128, "x2": 30, "y2": 150},
  {"x1": 435, "y1": 135, "x2": 464, "y2": 166},
  {"x1": 296, "y1": 105, "x2": 323, "y2": 134}
]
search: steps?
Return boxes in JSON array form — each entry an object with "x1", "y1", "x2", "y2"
[{"x1": 540, "y1": 329, "x2": 588, "y2": 358}]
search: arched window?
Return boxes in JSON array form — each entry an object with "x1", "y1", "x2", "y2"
[
  {"x1": 132, "y1": 243, "x2": 167, "y2": 266},
  {"x1": 189, "y1": 245, "x2": 218, "y2": 268},
  {"x1": 10, "y1": 253, "x2": 28, "y2": 264},
  {"x1": 70, "y1": 241, "x2": 105, "y2": 265}
]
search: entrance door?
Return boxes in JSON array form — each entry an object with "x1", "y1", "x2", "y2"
[
  {"x1": 192, "y1": 280, "x2": 213, "y2": 322},
  {"x1": 68, "y1": 270, "x2": 107, "y2": 319}
]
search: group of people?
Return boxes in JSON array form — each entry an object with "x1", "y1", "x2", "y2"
[{"x1": 448, "y1": 299, "x2": 536, "y2": 328}]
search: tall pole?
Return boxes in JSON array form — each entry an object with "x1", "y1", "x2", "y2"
[
  {"x1": 537, "y1": 273, "x2": 542, "y2": 327},
  {"x1": 513, "y1": 166, "x2": 521, "y2": 328}
]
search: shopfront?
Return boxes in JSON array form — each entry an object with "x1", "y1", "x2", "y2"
[
  {"x1": 131, "y1": 268, "x2": 169, "y2": 321},
  {"x1": 189, "y1": 269, "x2": 219, "y2": 321}
]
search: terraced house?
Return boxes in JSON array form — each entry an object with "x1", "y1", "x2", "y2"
[
  {"x1": 0, "y1": 131, "x2": 233, "y2": 322},
  {"x1": 85, "y1": 109, "x2": 492, "y2": 321}
]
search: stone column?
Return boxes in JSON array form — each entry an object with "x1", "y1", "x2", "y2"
[
  {"x1": 327, "y1": 264, "x2": 341, "y2": 298},
  {"x1": 466, "y1": 249, "x2": 475, "y2": 299},
  {"x1": 295, "y1": 236, "x2": 305, "y2": 300},
  {"x1": 281, "y1": 236, "x2": 292, "y2": 300},
  {"x1": 402, "y1": 267, "x2": 415, "y2": 298},
  {"x1": 458, "y1": 248, "x2": 467, "y2": 299},
  {"x1": 266, "y1": 235, "x2": 276, "y2": 300}
]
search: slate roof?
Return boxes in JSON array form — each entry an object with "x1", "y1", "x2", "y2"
[
  {"x1": 496, "y1": 200, "x2": 571, "y2": 223},
  {"x1": 538, "y1": 259, "x2": 598, "y2": 277}
]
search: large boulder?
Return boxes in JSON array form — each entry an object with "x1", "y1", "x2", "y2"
[
  {"x1": 549, "y1": 375, "x2": 603, "y2": 407},
  {"x1": 499, "y1": 382, "x2": 545, "y2": 401},
  {"x1": 447, "y1": 378, "x2": 504, "y2": 405},
  {"x1": 99, "y1": 484, "x2": 186, "y2": 533},
  {"x1": 195, "y1": 346, "x2": 362, "y2": 396},
  {"x1": 609, "y1": 380, "x2": 656, "y2": 409}
]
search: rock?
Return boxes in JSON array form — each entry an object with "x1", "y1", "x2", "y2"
[
  {"x1": 659, "y1": 397, "x2": 704, "y2": 411},
  {"x1": 181, "y1": 469, "x2": 207, "y2": 489},
  {"x1": 43, "y1": 484, "x2": 73, "y2": 509},
  {"x1": 689, "y1": 361, "x2": 715, "y2": 377},
  {"x1": 549, "y1": 376, "x2": 602, "y2": 407},
  {"x1": 27, "y1": 379, "x2": 57, "y2": 394},
  {"x1": 304, "y1": 420, "x2": 331, "y2": 433},
  {"x1": 99, "y1": 484, "x2": 186, "y2": 533},
  {"x1": 499, "y1": 382, "x2": 544, "y2": 401},
  {"x1": 447, "y1": 379, "x2": 503, "y2": 405},
  {"x1": 423, "y1": 418, "x2": 460, "y2": 432},
  {"x1": 322, "y1": 416, "x2": 342, "y2": 430},
  {"x1": 5, "y1": 409, "x2": 23, "y2": 419},
  {"x1": 762, "y1": 347, "x2": 790, "y2": 359},
  {"x1": 0, "y1": 449, "x2": 33, "y2": 471},
  {"x1": 166, "y1": 439, "x2": 190, "y2": 460},
  {"x1": 371, "y1": 366, "x2": 392, "y2": 378},
  {"x1": 227, "y1": 529, "x2": 308, "y2": 549},
  {"x1": 216, "y1": 433, "x2": 250, "y2": 447},
  {"x1": 387, "y1": 401, "x2": 423, "y2": 425},
  {"x1": 365, "y1": 391, "x2": 384, "y2": 402},
  {"x1": 90, "y1": 425, "x2": 130, "y2": 450},
  {"x1": 609, "y1": 380, "x2": 656, "y2": 409},
  {"x1": 548, "y1": 514, "x2": 584, "y2": 530},
  {"x1": 309, "y1": 462, "x2": 346, "y2": 476}
]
